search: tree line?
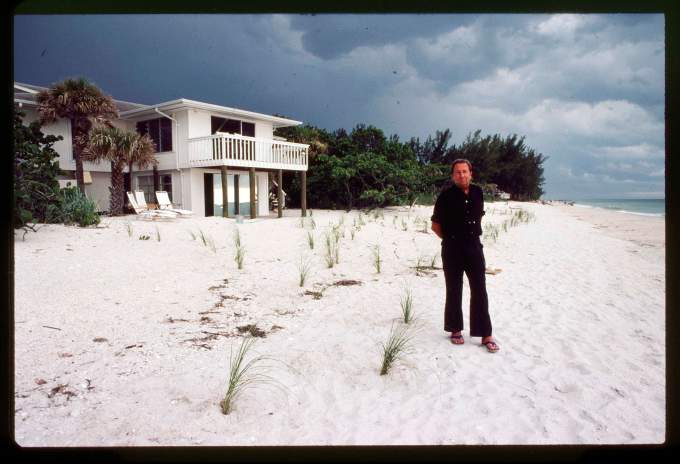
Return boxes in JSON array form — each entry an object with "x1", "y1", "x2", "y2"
[{"x1": 274, "y1": 123, "x2": 547, "y2": 210}]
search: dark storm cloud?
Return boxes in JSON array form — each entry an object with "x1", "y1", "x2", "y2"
[
  {"x1": 288, "y1": 14, "x2": 471, "y2": 60},
  {"x1": 13, "y1": 13, "x2": 665, "y2": 199}
]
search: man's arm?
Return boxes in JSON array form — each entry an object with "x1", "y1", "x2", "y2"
[{"x1": 431, "y1": 221, "x2": 443, "y2": 239}]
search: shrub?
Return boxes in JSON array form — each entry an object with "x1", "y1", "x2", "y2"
[
  {"x1": 13, "y1": 104, "x2": 63, "y2": 232},
  {"x1": 58, "y1": 187, "x2": 101, "y2": 227}
]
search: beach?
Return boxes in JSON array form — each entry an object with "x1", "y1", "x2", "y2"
[{"x1": 13, "y1": 201, "x2": 665, "y2": 446}]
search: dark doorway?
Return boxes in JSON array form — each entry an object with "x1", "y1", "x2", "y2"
[{"x1": 204, "y1": 173, "x2": 214, "y2": 217}]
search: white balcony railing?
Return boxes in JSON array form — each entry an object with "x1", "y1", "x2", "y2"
[{"x1": 187, "y1": 133, "x2": 308, "y2": 171}]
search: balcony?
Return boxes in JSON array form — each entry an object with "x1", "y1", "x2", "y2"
[{"x1": 187, "y1": 133, "x2": 308, "y2": 171}]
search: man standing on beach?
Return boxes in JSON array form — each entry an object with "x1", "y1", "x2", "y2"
[{"x1": 430, "y1": 159, "x2": 499, "y2": 353}]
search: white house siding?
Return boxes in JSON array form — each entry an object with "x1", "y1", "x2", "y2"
[
  {"x1": 84, "y1": 171, "x2": 112, "y2": 212},
  {"x1": 254, "y1": 120, "x2": 273, "y2": 139},
  {"x1": 257, "y1": 172, "x2": 269, "y2": 217},
  {"x1": 187, "y1": 109, "x2": 211, "y2": 140},
  {"x1": 174, "y1": 110, "x2": 190, "y2": 170},
  {"x1": 188, "y1": 167, "x2": 206, "y2": 216}
]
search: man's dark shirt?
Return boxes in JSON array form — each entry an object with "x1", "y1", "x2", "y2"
[{"x1": 431, "y1": 183, "x2": 485, "y2": 241}]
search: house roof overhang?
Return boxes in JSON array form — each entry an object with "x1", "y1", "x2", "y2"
[{"x1": 119, "y1": 99, "x2": 303, "y2": 128}]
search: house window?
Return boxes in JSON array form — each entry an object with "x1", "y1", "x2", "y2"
[
  {"x1": 136, "y1": 117, "x2": 173, "y2": 152},
  {"x1": 211, "y1": 116, "x2": 255, "y2": 137}
]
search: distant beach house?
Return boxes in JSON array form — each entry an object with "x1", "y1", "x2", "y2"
[{"x1": 14, "y1": 82, "x2": 309, "y2": 218}]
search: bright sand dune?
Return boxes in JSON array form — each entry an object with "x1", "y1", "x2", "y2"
[{"x1": 13, "y1": 201, "x2": 665, "y2": 446}]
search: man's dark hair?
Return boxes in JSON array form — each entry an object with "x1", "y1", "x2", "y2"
[{"x1": 451, "y1": 159, "x2": 472, "y2": 174}]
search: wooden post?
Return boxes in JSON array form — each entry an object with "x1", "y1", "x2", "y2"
[
  {"x1": 221, "y1": 166, "x2": 229, "y2": 218},
  {"x1": 234, "y1": 175, "x2": 240, "y2": 215},
  {"x1": 249, "y1": 167, "x2": 256, "y2": 219},
  {"x1": 277, "y1": 169, "x2": 283, "y2": 218},
  {"x1": 301, "y1": 170, "x2": 307, "y2": 217}
]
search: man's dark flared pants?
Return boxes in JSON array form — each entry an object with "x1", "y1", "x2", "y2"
[{"x1": 441, "y1": 238, "x2": 492, "y2": 337}]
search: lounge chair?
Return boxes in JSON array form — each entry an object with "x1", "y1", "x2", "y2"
[
  {"x1": 126, "y1": 192, "x2": 177, "y2": 220},
  {"x1": 155, "y1": 191, "x2": 194, "y2": 216}
]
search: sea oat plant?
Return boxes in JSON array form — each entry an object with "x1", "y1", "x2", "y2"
[
  {"x1": 379, "y1": 323, "x2": 413, "y2": 376},
  {"x1": 307, "y1": 230, "x2": 315, "y2": 250},
  {"x1": 400, "y1": 287, "x2": 414, "y2": 323},
  {"x1": 198, "y1": 228, "x2": 208, "y2": 247},
  {"x1": 298, "y1": 255, "x2": 312, "y2": 287},
  {"x1": 234, "y1": 227, "x2": 241, "y2": 247},
  {"x1": 220, "y1": 337, "x2": 274, "y2": 415},
  {"x1": 235, "y1": 244, "x2": 245, "y2": 269},
  {"x1": 415, "y1": 254, "x2": 427, "y2": 274},
  {"x1": 371, "y1": 244, "x2": 381, "y2": 273},
  {"x1": 324, "y1": 232, "x2": 335, "y2": 268},
  {"x1": 430, "y1": 254, "x2": 438, "y2": 268},
  {"x1": 125, "y1": 222, "x2": 133, "y2": 238}
]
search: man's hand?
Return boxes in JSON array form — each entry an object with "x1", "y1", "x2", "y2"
[{"x1": 431, "y1": 221, "x2": 443, "y2": 239}]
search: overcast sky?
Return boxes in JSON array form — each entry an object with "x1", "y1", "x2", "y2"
[{"x1": 13, "y1": 13, "x2": 665, "y2": 199}]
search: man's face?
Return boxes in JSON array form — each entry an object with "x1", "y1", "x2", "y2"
[{"x1": 451, "y1": 163, "x2": 472, "y2": 190}]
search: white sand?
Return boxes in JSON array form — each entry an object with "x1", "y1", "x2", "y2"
[{"x1": 13, "y1": 201, "x2": 665, "y2": 446}]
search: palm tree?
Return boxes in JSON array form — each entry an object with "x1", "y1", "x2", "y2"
[
  {"x1": 37, "y1": 78, "x2": 119, "y2": 194},
  {"x1": 123, "y1": 131, "x2": 157, "y2": 206},
  {"x1": 83, "y1": 127, "x2": 157, "y2": 215}
]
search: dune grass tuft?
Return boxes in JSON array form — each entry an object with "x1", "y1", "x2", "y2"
[
  {"x1": 298, "y1": 255, "x2": 312, "y2": 287},
  {"x1": 125, "y1": 222, "x2": 133, "y2": 238},
  {"x1": 400, "y1": 287, "x2": 414, "y2": 324},
  {"x1": 234, "y1": 244, "x2": 245, "y2": 269},
  {"x1": 307, "y1": 230, "x2": 315, "y2": 250},
  {"x1": 379, "y1": 323, "x2": 413, "y2": 376},
  {"x1": 220, "y1": 337, "x2": 274, "y2": 415},
  {"x1": 371, "y1": 244, "x2": 381, "y2": 273},
  {"x1": 155, "y1": 226, "x2": 161, "y2": 242}
]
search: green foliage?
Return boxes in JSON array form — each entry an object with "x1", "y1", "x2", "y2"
[
  {"x1": 13, "y1": 104, "x2": 64, "y2": 231},
  {"x1": 276, "y1": 123, "x2": 546, "y2": 208},
  {"x1": 379, "y1": 323, "x2": 413, "y2": 376},
  {"x1": 57, "y1": 187, "x2": 101, "y2": 227},
  {"x1": 221, "y1": 337, "x2": 275, "y2": 415},
  {"x1": 400, "y1": 287, "x2": 414, "y2": 324}
]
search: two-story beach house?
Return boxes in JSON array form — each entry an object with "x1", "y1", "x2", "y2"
[{"x1": 14, "y1": 82, "x2": 309, "y2": 218}]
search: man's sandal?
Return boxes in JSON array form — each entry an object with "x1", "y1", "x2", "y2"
[
  {"x1": 482, "y1": 340, "x2": 500, "y2": 353},
  {"x1": 450, "y1": 334, "x2": 464, "y2": 345}
]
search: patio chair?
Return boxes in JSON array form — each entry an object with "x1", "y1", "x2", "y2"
[
  {"x1": 155, "y1": 191, "x2": 194, "y2": 216},
  {"x1": 126, "y1": 192, "x2": 177, "y2": 220}
]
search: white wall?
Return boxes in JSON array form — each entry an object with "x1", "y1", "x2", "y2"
[
  {"x1": 257, "y1": 172, "x2": 269, "y2": 217},
  {"x1": 189, "y1": 168, "x2": 207, "y2": 217},
  {"x1": 84, "y1": 171, "x2": 112, "y2": 212},
  {"x1": 255, "y1": 120, "x2": 273, "y2": 139}
]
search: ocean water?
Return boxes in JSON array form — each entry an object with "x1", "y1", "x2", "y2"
[{"x1": 572, "y1": 199, "x2": 665, "y2": 217}]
